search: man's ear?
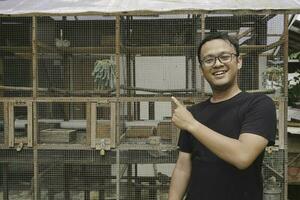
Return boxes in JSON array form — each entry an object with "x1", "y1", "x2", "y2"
[
  {"x1": 237, "y1": 56, "x2": 242, "y2": 70},
  {"x1": 199, "y1": 66, "x2": 204, "y2": 75}
]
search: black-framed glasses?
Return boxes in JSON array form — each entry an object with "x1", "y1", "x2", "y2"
[{"x1": 200, "y1": 53, "x2": 238, "y2": 68}]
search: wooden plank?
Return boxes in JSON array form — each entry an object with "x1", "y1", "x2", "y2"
[
  {"x1": 3, "y1": 102, "x2": 9, "y2": 146},
  {"x1": 91, "y1": 102, "x2": 97, "y2": 148},
  {"x1": 40, "y1": 129, "x2": 76, "y2": 143},
  {"x1": 278, "y1": 99, "x2": 285, "y2": 149},
  {"x1": 115, "y1": 15, "x2": 121, "y2": 98},
  {"x1": 27, "y1": 102, "x2": 33, "y2": 147},
  {"x1": 32, "y1": 17, "x2": 37, "y2": 98},
  {"x1": 86, "y1": 103, "x2": 91, "y2": 146},
  {"x1": 32, "y1": 16, "x2": 40, "y2": 200},
  {"x1": 110, "y1": 102, "x2": 116, "y2": 148},
  {"x1": 8, "y1": 102, "x2": 14, "y2": 147},
  {"x1": 116, "y1": 102, "x2": 120, "y2": 146},
  {"x1": 33, "y1": 102, "x2": 38, "y2": 146},
  {"x1": 125, "y1": 126, "x2": 156, "y2": 138},
  {"x1": 283, "y1": 14, "x2": 289, "y2": 200}
]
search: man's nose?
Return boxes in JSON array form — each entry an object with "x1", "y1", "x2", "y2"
[{"x1": 213, "y1": 58, "x2": 224, "y2": 68}]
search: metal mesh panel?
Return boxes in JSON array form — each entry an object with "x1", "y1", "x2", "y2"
[
  {"x1": 0, "y1": 17, "x2": 32, "y2": 97},
  {"x1": 288, "y1": 153, "x2": 300, "y2": 185},
  {"x1": 14, "y1": 105, "x2": 28, "y2": 145},
  {"x1": 37, "y1": 102, "x2": 87, "y2": 145},
  {"x1": 36, "y1": 16, "x2": 116, "y2": 97},
  {"x1": 203, "y1": 14, "x2": 285, "y2": 97},
  {"x1": 0, "y1": 13, "x2": 288, "y2": 200},
  {"x1": 120, "y1": 15, "x2": 200, "y2": 97},
  {"x1": 119, "y1": 150, "x2": 177, "y2": 200},
  {"x1": 0, "y1": 103, "x2": 4, "y2": 144},
  {"x1": 37, "y1": 149, "x2": 116, "y2": 199},
  {"x1": 263, "y1": 149, "x2": 285, "y2": 200},
  {"x1": 0, "y1": 149, "x2": 33, "y2": 200},
  {"x1": 119, "y1": 100, "x2": 178, "y2": 147}
]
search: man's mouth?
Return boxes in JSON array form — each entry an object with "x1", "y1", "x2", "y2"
[{"x1": 212, "y1": 70, "x2": 227, "y2": 77}]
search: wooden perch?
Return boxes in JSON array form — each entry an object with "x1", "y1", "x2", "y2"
[{"x1": 0, "y1": 85, "x2": 275, "y2": 96}]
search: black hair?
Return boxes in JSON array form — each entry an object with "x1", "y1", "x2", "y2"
[{"x1": 197, "y1": 32, "x2": 240, "y2": 64}]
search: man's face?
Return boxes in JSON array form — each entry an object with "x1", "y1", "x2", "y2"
[{"x1": 199, "y1": 39, "x2": 242, "y2": 91}]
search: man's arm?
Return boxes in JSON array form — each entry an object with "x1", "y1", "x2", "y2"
[
  {"x1": 168, "y1": 151, "x2": 192, "y2": 200},
  {"x1": 171, "y1": 97, "x2": 268, "y2": 170}
]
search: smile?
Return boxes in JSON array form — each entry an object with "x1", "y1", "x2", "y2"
[{"x1": 212, "y1": 70, "x2": 227, "y2": 76}]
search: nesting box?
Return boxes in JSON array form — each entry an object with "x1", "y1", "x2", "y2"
[
  {"x1": 96, "y1": 120, "x2": 111, "y2": 138},
  {"x1": 157, "y1": 120, "x2": 173, "y2": 140},
  {"x1": 40, "y1": 129, "x2": 77, "y2": 143}
]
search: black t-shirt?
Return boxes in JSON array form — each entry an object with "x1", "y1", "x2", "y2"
[{"x1": 178, "y1": 92, "x2": 276, "y2": 200}]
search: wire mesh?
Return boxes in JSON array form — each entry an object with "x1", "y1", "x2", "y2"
[
  {"x1": 0, "y1": 103, "x2": 4, "y2": 144},
  {"x1": 0, "y1": 17, "x2": 32, "y2": 97},
  {"x1": 0, "y1": 149, "x2": 33, "y2": 200},
  {"x1": 0, "y1": 13, "x2": 289, "y2": 200},
  {"x1": 14, "y1": 105, "x2": 28, "y2": 145},
  {"x1": 288, "y1": 153, "x2": 300, "y2": 185},
  {"x1": 37, "y1": 102, "x2": 87, "y2": 145},
  {"x1": 263, "y1": 149, "x2": 285, "y2": 200},
  {"x1": 119, "y1": 150, "x2": 177, "y2": 200},
  {"x1": 119, "y1": 100, "x2": 178, "y2": 147},
  {"x1": 36, "y1": 16, "x2": 116, "y2": 97},
  {"x1": 120, "y1": 15, "x2": 200, "y2": 98},
  {"x1": 37, "y1": 149, "x2": 116, "y2": 199}
]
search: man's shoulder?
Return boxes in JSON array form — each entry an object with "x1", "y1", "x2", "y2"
[
  {"x1": 241, "y1": 92, "x2": 274, "y2": 104},
  {"x1": 238, "y1": 92, "x2": 275, "y2": 114}
]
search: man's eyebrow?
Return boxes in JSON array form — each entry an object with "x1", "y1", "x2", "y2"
[{"x1": 202, "y1": 51, "x2": 231, "y2": 58}]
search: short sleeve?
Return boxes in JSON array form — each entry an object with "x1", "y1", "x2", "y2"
[
  {"x1": 177, "y1": 106, "x2": 195, "y2": 153},
  {"x1": 177, "y1": 129, "x2": 193, "y2": 153},
  {"x1": 241, "y1": 95, "x2": 276, "y2": 146}
]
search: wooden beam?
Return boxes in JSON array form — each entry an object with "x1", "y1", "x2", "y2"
[
  {"x1": 3, "y1": 102, "x2": 9, "y2": 146},
  {"x1": 278, "y1": 98, "x2": 285, "y2": 149},
  {"x1": 27, "y1": 102, "x2": 33, "y2": 147},
  {"x1": 90, "y1": 102, "x2": 97, "y2": 148},
  {"x1": 86, "y1": 103, "x2": 91, "y2": 146},
  {"x1": 110, "y1": 102, "x2": 116, "y2": 148},
  {"x1": 8, "y1": 102, "x2": 14, "y2": 147}
]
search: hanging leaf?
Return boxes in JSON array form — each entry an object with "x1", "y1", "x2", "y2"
[{"x1": 92, "y1": 59, "x2": 116, "y2": 90}]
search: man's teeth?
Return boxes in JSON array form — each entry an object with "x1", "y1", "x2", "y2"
[{"x1": 214, "y1": 71, "x2": 226, "y2": 75}]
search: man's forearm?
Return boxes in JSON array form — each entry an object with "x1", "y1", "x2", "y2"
[
  {"x1": 168, "y1": 166, "x2": 191, "y2": 200},
  {"x1": 187, "y1": 120, "x2": 267, "y2": 170}
]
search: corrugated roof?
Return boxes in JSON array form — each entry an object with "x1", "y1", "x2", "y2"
[
  {"x1": 289, "y1": 15, "x2": 300, "y2": 52},
  {"x1": 0, "y1": 0, "x2": 300, "y2": 15}
]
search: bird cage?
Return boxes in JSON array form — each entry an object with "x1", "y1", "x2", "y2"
[{"x1": 0, "y1": 0, "x2": 296, "y2": 198}]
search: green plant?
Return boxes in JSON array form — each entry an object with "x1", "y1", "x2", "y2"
[
  {"x1": 288, "y1": 70, "x2": 300, "y2": 107},
  {"x1": 92, "y1": 59, "x2": 115, "y2": 90},
  {"x1": 262, "y1": 66, "x2": 284, "y2": 90},
  {"x1": 289, "y1": 51, "x2": 300, "y2": 60},
  {"x1": 288, "y1": 51, "x2": 300, "y2": 107}
]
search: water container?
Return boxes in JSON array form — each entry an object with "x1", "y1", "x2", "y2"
[{"x1": 264, "y1": 188, "x2": 281, "y2": 200}]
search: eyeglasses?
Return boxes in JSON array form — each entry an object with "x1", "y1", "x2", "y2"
[{"x1": 200, "y1": 53, "x2": 238, "y2": 68}]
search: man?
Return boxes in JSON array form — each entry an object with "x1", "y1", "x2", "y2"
[{"x1": 168, "y1": 32, "x2": 276, "y2": 200}]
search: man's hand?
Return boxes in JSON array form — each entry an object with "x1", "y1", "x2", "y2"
[{"x1": 171, "y1": 96, "x2": 196, "y2": 131}]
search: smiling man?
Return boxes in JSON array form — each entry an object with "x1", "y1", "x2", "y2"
[{"x1": 168, "y1": 32, "x2": 276, "y2": 200}]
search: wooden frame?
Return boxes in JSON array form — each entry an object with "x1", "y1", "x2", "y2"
[
  {"x1": 0, "y1": 10, "x2": 292, "y2": 200},
  {"x1": 7, "y1": 102, "x2": 33, "y2": 147}
]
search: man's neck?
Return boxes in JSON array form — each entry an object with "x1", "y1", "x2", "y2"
[{"x1": 210, "y1": 85, "x2": 241, "y2": 103}]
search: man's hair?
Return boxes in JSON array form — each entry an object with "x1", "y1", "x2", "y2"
[{"x1": 197, "y1": 32, "x2": 240, "y2": 64}]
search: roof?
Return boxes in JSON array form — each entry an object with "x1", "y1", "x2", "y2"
[
  {"x1": 0, "y1": 0, "x2": 300, "y2": 16},
  {"x1": 289, "y1": 15, "x2": 300, "y2": 53}
]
